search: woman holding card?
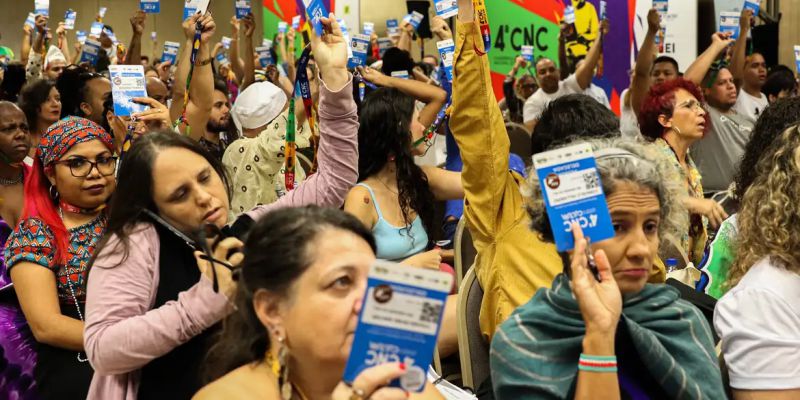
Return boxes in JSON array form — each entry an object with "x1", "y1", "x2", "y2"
[
  {"x1": 490, "y1": 138, "x2": 726, "y2": 399},
  {"x1": 82, "y1": 12, "x2": 360, "y2": 400},
  {"x1": 5, "y1": 116, "x2": 117, "y2": 400},
  {"x1": 197, "y1": 206, "x2": 443, "y2": 400}
]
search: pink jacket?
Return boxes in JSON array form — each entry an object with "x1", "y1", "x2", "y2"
[{"x1": 83, "y1": 77, "x2": 359, "y2": 400}]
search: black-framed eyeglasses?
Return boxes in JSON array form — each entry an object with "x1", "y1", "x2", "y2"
[{"x1": 52, "y1": 156, "x2": 118, "y2": 177}]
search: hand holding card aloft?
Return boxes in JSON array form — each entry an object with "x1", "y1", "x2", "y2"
[
  {"x1": 332, "y1": 363, "x2": 408, "y2": 400},
  {"x1": 310, "y1": 13, "x2": 348, "y2": 89},
  {"x1": 568, "y1": 223, "x2": 621, "y2": 336},
  {"x1": 131, "y1": 97, "x2": 171, "y2": 129}
]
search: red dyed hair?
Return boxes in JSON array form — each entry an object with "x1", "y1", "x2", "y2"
[
  {"x1": 20, "y1": 159, "x2": 70, "y2": 265},
  {"x1": 638, "y1": 78, "x2": 711, "y2": 141}
]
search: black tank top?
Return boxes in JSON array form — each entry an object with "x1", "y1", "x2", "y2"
[{"x1": 137, "y1": 224, "x2": 220, "y2": 400}]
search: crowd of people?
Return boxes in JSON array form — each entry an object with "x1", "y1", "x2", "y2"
[{"x1": 0, "y1": 0, "x2": 797, "y2": 398}]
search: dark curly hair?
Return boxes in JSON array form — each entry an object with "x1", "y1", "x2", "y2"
[
  {"x1": 56, "y1": 64, "x2": 104, "y2": 119},
  {"x1": 638, "y1": 78, "x2": 710, "y2": 141},
  {"x1": 531, "y1": 93, "x2": 619, "y2": 154},
  {"x1": 733, "y1": 97, "x2": 800, "y2": 202},
  {"x1": 380, "y1": 47, "x2": 415, "y2": 77},
  {"x1": 202, "y1": 206, "x2": 376, "y2": 382},
  {"x1": 357, "y1": 87, "x2": 435, "y2": 241}
]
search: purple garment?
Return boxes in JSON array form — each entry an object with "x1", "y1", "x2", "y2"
[{"x1": 0, "y1": 218, "x2": 39, "y2": 399}]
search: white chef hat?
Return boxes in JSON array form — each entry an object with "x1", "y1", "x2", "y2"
[
  {"x1": 44, "y1": 45, "x2": 66, "y2": 69},
  {"x1": 230, "y1": 81, "x2": 288, "y2": 134}
]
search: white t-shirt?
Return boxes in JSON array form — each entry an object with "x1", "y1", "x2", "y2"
[
  {"x1": 732, "y1": 88, "x2": 768, "y2": 123},
  {"x1": 714, "y1": 257, "x2": 800, "y2": 390},
  {"x1": 522, "y1": 74, "x2": 582, "y2": 123},
  {"x1": 619, "y1": 88, "x2": 642, "y2": 141},
  {"x1": 584, "y1": 83, "x2": 611, "y2": 110}
]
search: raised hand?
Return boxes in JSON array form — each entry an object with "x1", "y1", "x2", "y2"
[
  {"x1": 34, "y1": 15, "x2": 48, "y2": 35},
  {"x1": 130, "y1": 10, "x2": 146, "y2": 36},
  {"x1": 198, "y1": 14, "x2": 216, "y2": 43},
  {"x1": 647, "y1": 8, "x2": 660, "y2": 34},
  {"x1": 430, "y1": 16, "x2": 452, "y2": 40},
  {"x1": 711, "y1": 31, "x2": 734, "y2": 49},
  {"x1": 56, "y1": 22, "x2": 67, "y2": 38},
  {"x1": 568, "y1": 223, "x2": 621, "y2": 336},
  {"x1": 241, "y1": 13, "x2": 255, "y2": 38},
  {"x1": 131, "y1": 97, "x2": 172, "y2": 129},
  {"x1": 310, "y1": 13, "x2": 349, "y2": 89},
  {"x1": 230, "y1": 16, "x2": 240, "y2": 37},
  {"x1": 356, "y1": 65, "x2": 385, "y2": 85}
]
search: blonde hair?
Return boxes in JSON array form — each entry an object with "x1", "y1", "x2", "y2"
[
  {"x1": 522, "y1": 138, "x2": 687, "y2": 258},
  {"x1": 728, "y1": 125, "x2": 800, "y2": 288}
]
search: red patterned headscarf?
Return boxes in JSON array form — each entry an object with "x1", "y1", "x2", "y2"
[{"x1": 37, "y1": 116, "x2": 115, "y2": 167}]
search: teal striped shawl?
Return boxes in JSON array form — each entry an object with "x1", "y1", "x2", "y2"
[{"x1": 490, "y1": 274, "x2": 725, "y2": 399}]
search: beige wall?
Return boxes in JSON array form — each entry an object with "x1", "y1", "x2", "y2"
[
  {"x1": 779, "y1": 0, "x2": 799, "y2": 68},
  {"x1": 358, "y1": 0, "x2": 438, "y2": 60},
  {"x1": 0, "y1": 0, "x2": 263, "y2": 63}
]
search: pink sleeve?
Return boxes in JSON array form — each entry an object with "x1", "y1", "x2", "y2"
[
  {"x1": 83, "y1": 223, "x2": 230, "y2": 376},
  {"x1": 246, "y1": 75, "x2": 359, "y2": 221}
]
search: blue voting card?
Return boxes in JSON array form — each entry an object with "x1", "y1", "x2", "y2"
[
  {"x1": 80, "y1": 39, "x2": 102, "y2": 66},
  {"x1": 794, "y1": 46, "x2": 800, "y2": 73},
  {"x1": 391, "y1": 70, "x2": 410, "y2": 79},
  {"x1": 256, "y1": 46, "x2": 273, "y2": 68},
  {"x1": 109, "y1": 65, "x2": 148, "y2": 117},
  {"x1": 434, "y1": 0, "x2": 458, "y2": 19},
  {"x1": 150, "y1": 31, "x2": 157, "y2": 41},
  {"x1": 24, "y1": 13, "x2": 36, "y2": 30},
  {"x1": 653, "y1": 0, "x2": 668, "y2": 14},
  {"x1": 90, "y1": 22, "x2": 103, "y2": 36},
  {"x1": 215, "y1": 52, "x2": 230, "y2": 66},
  {"x1": 98, "y1": 7, "x2": 107, "y2": 18},
  {"x1": 303, "y1": 0, "x2": 328, "y2": 36},
  {"x1": 221, "y1": 36, "x2": 232, "y2": 49},
  {"x1": 532, "y1": 143, "x2": 614, "y2": 251},
  {"x1": 141, "y1": 0, "x2": 160, "y2": 14},
  {"x1": 363, "y1": 22, "x2": 374, "y2": 35},
  {"x1": 278, "y1": 21, "x2": 288, "y2": 34},
  {"x1": 262, "y1": 38, "x2": 273, "y2": 48},
  {"x1": 744, "y1": 0, "x2": 760, "y2": 16},
  {"x1": 386, "y1": 18, "x2": 399, "y2": 35},
  {"x1": 34, "y1": 0, "x2": 49, "y2": 17},
  {"x1": 183, "y1": 0, "x2": 209, "y2": 21},
  {"x1": 338, "y1": 19, "x2": 354, "y2": 58},
  {"x1": 437, "y1": 39, "x2": 455, "y2": 83},
  {"x1": 521, "y1": 45, "x2": 534, "y2": 62},
  {"x1": 64, "y1": 10, "x2": 77, "y2": 30},
  {"x1": 343, "y1": 261, "x2": 452, "y2": 393},
  {"x1": 347, "y1": 34, "x2": 370, "y2": 69},
  {"x1": 719, "y1": 11, "x2": 740, "y2": 40},
  {"x1": 76, "y1": 30, "x2": 87, "y2": 45},
  {"x1": 378, "y1": 37, "x2": 392, "y2": 57},
  {"x1": 235, "y1": 0, "x2": 251, "y2": 19},
  {"x1": 292, "y1": 15, "x2": 301, "y2": 30},
  {"x1": 403, "y1": 11, "x2": 424, "y2": 30},
  {"x1": 564, "y1": 6, "x2": 576, "y2": 24},
  {"x1": 161, "y1": 41, "x2": 180, "y2": 64},
  {"x1": 600, "y1": 0, "x2": 607, "y2": 20}
]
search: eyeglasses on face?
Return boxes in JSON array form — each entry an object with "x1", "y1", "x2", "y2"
[{"x1": 52, "y1": 155, "x2": 117, "y2": 177}]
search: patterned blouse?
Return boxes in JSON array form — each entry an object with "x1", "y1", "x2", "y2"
[
  {"x1": 654, "y1": 138, "x2": 707, "y2": 265},
  {"x1": 4, "y1": 214, "x2": 108, "y2": 304}
]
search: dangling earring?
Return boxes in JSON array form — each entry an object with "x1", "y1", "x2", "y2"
[
  {"x1": 277, "y1": 336, "x2": 292, "y2": 400},
  {"x1": 388, "y1": 154, "x2": 396, "y2": 162},
  {"x1": 49, "y1": 185, "x2": 59, "y2": 199}
]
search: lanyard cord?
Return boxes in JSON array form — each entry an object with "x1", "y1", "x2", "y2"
[{"x1": 173, "y1": 22, "x2": 203, "y2": 135}]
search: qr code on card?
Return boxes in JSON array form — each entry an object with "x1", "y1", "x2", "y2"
[
  {"x1": 582, "y1": 171, "x2": 599, "y2": 190},
  {"x1": 420, "y1": 302, "x2": 443, "y2": 324}
]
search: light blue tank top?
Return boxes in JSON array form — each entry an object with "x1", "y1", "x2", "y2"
[{"x1": 357, "y1": 183, "x2": 428, "y2": 261}]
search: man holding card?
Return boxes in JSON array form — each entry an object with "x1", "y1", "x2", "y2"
[
  {"x1": 522, "y1": 19, "x2": 608, "y2": 133},
  {"x1": 729, "y1": 9, "x2": 768, "y2": 123}
]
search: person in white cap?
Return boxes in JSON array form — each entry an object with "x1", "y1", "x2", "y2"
[
  {"x1": 25, "y1": 16, "x2": 71, "y2": 81},
  {"x1": 223, "y1": 80, "x2": 312, "y2": 217}
]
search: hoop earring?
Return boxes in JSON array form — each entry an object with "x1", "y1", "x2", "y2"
[
  {"x1": 277, "y1": 336, "x2": 292, "y2": 400},
  {"x1": 49, "y1": 185, "x2": 59, "y2": 199}
]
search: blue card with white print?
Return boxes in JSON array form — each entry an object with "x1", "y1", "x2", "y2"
[
  {"x1": 141, "y1": 0, "x2": 160, "y2": 13},
  {"x1": 110, "y1": 65, "x2": 148, "y2": 117},
  {"x1": 532, "y1": 143, "x2": 614, "y2": 251},
  {"x1": 343, "y1": 261, "x2": 452, "y2": 393},
  {"x1": 303, "y1": 0, "x2": 328, "y2": 36},
  {"x1": 161, "y1": 41, "x2": 180, "y2": 64},
  {"x1": 235, "y1": 0, "x2": 251, "y2": 19},
  {"x1": 80, "y1": 39, "x2": 102, "y2": 65}
]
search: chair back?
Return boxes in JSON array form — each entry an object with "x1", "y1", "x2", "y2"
[
  {"x1": 454, "y1": 217, "x2": 477, "y2": 289},
  {"x1": 457, "y1": 268, "x2": 490, "y2": 391},
  {"x1": 506, "y1": 122, "x2": 532, "y2": 167}
]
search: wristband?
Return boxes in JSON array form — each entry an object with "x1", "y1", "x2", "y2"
[
  {"x1": 195, "y1": 57, "x2": 213, "y2": 66},
  {"x1": 578, "y1": 354, "x2": 617, "y2": 373}
]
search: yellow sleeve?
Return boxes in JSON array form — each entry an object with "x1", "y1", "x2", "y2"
[{"x1": 450, "y1": 21, "x2": 516, "y2": 242}]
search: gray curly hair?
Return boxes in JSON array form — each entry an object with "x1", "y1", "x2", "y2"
[{"x1": 522, "y1": 138, "x2": 687, "y2": 258}]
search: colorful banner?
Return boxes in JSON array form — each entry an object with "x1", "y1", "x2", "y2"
[{"x1": 486, "y1": 0, "x2": 637, "y2": 115}]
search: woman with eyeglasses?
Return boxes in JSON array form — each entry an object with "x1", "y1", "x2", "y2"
[
  {"x1": 344, "y1": 66, "x2": 462, "y2": 270},
  {"x1": 82, "y1": 14, "x2": 360, "y2": 399},
  {"x1": 638, "y1": 78, "x2": 727, "y2": 265},
  {"x1": 4, "y1": 116, "x2": 117, "y2": 400}
]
